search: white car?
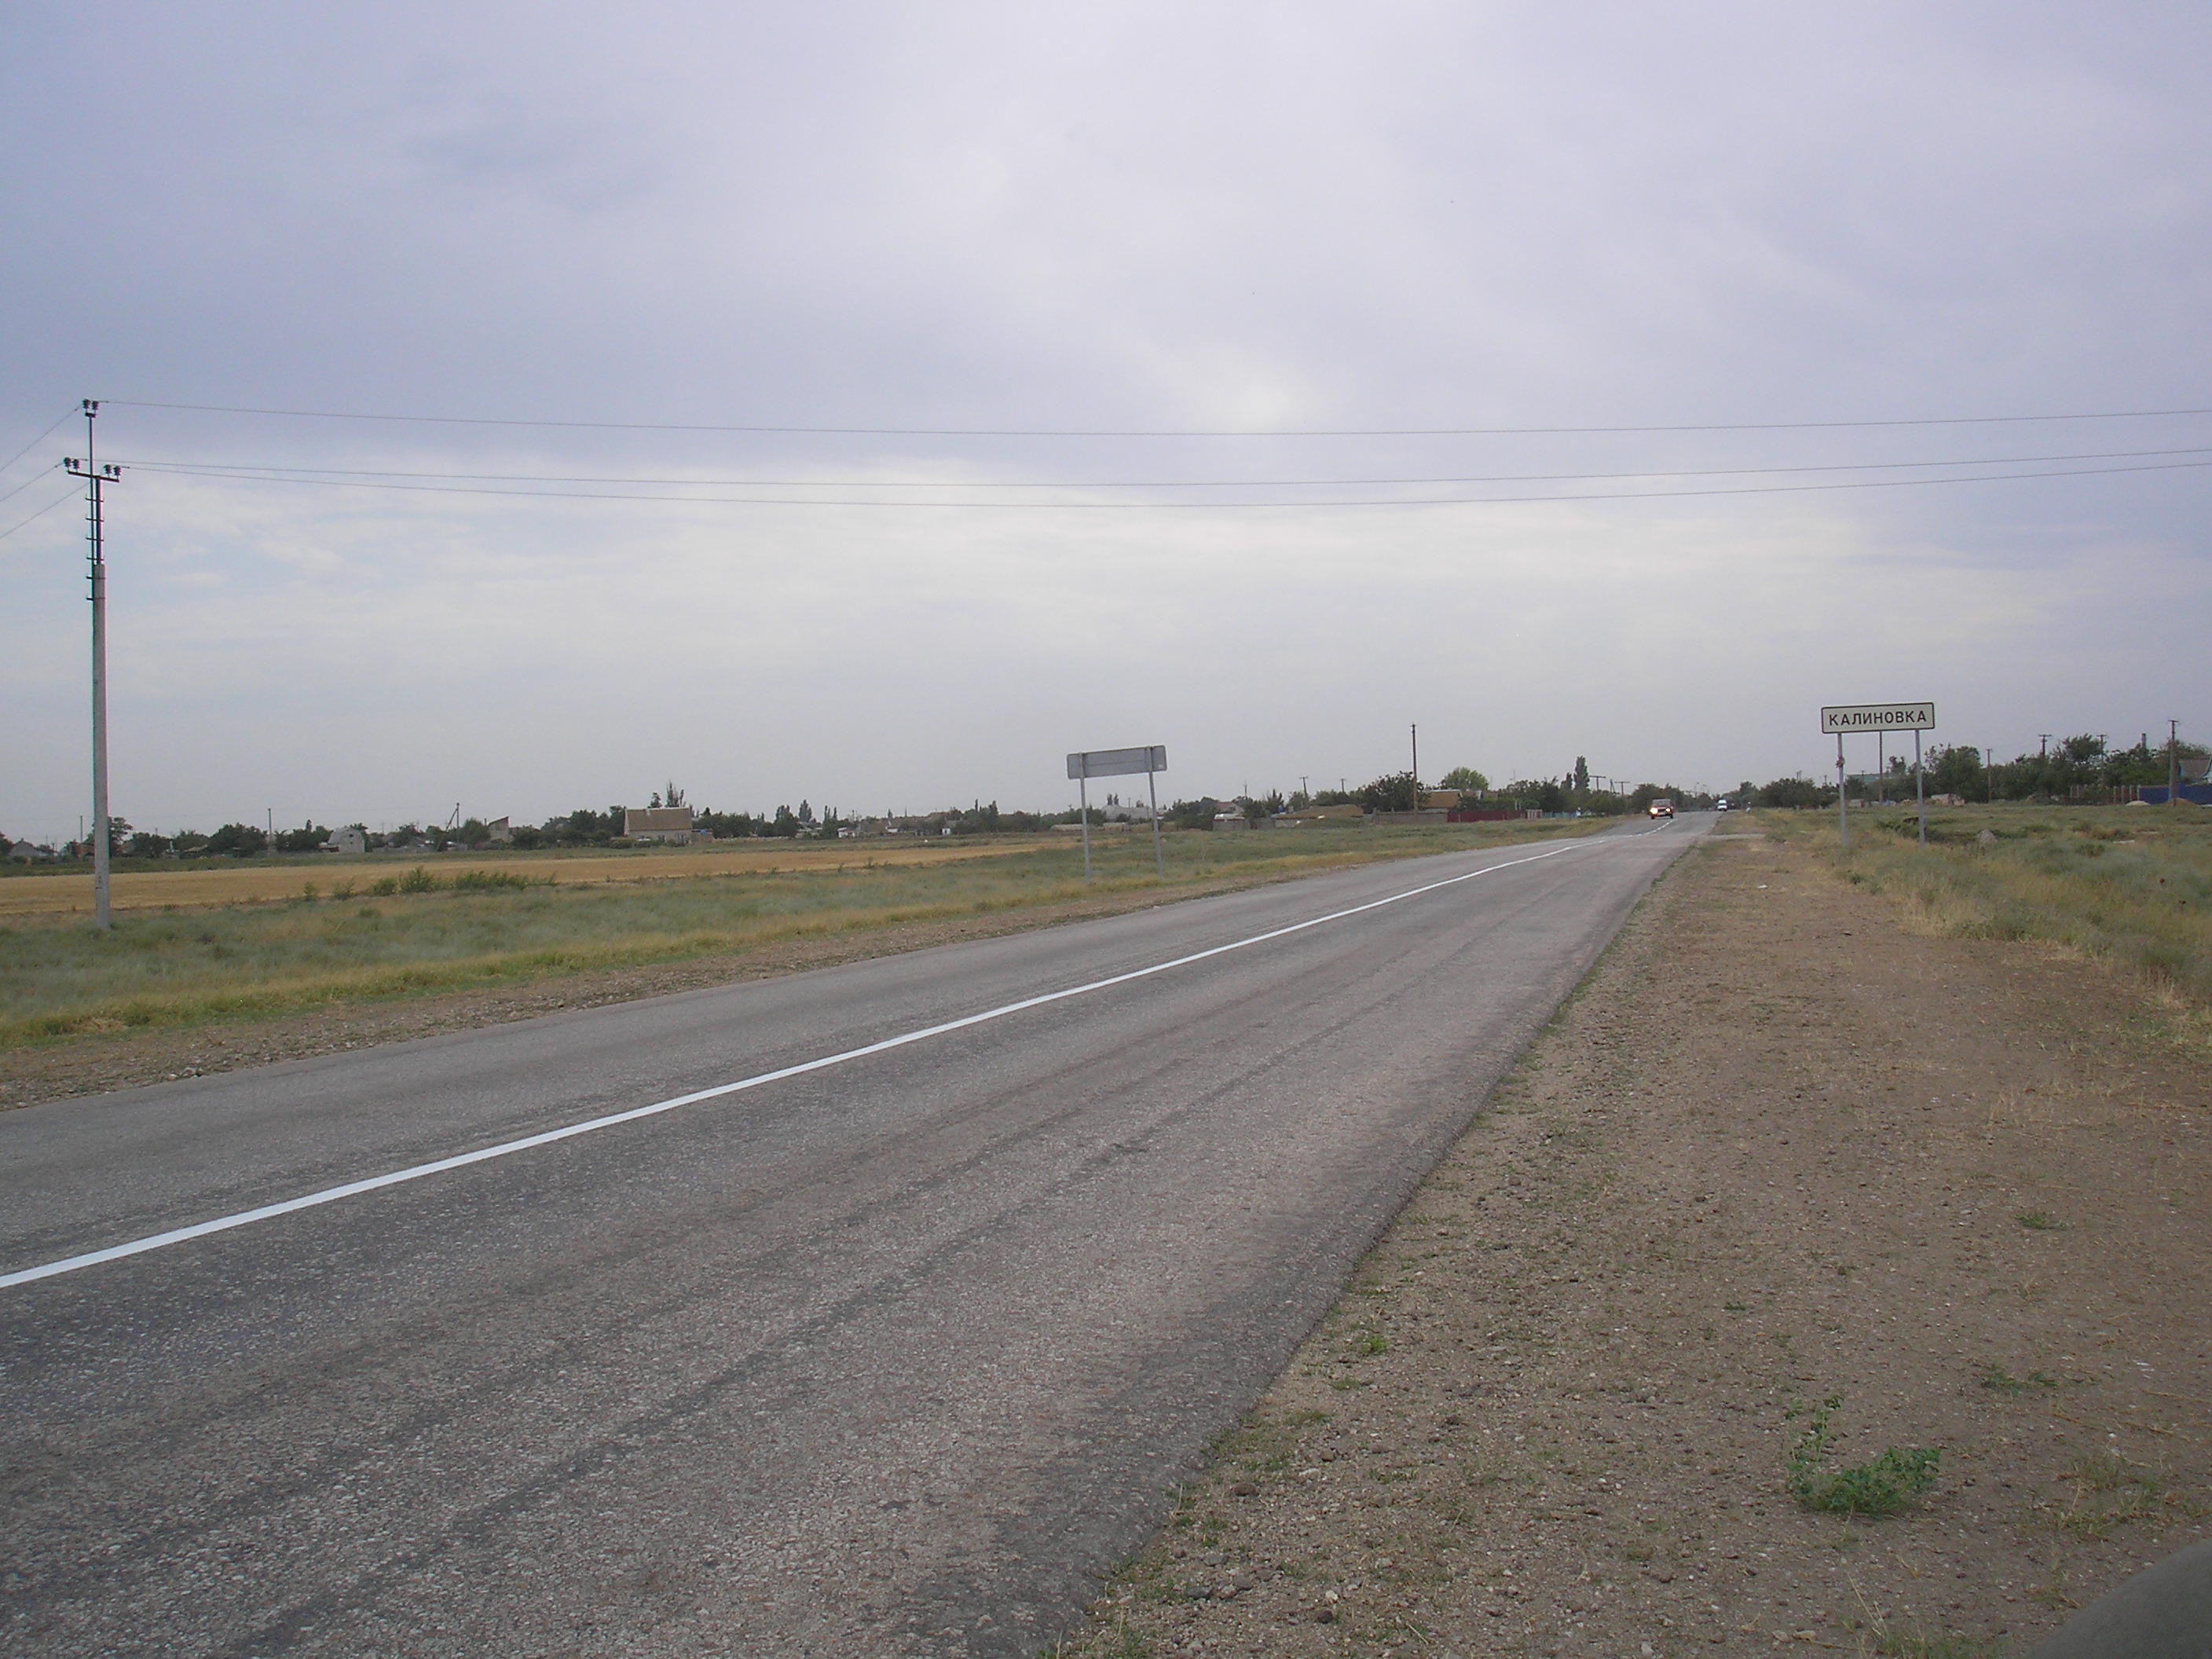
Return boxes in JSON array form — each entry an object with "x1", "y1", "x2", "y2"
[{"x1": 1716, "y1": 799, "x2": 1731, "y2": 812}]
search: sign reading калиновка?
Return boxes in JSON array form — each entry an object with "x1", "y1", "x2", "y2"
[{"x1": 1820, "y1": 703, "x2": 1935, "y2": 734}]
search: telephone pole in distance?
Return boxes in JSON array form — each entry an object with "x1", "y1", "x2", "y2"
[{"x1": 64, "y1": 399, "x2": 121, "y2": 931}]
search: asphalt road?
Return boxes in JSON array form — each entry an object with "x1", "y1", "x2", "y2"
[{"x1": 1, "y1": 819, "x2": 1701, "y2": 1657}]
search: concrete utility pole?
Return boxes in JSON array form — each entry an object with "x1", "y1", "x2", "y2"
[
  {"x1": 64, "y1": 400, "x2": 120, "y2": 931},
  {"x1": 2171, "y1": 720, "x2": 2182, "y2": 806},
  {"x1": 1837, "y1": 734, "x2": 1848, "y2": 853},
  {"x1": 1915, "y1": 728, "x2": 1926, "y2": 848},
  {"x1": 1410, "y1": 724, "x2": 1419, "y2": 791}
]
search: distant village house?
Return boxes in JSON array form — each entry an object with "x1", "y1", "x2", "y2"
[{"x1": 624, "y1": 806, "x2": 695, "y2": 844}]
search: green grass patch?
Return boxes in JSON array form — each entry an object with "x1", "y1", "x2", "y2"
[{"x1": 1784, "y1": 1396, "x2": 1940, "y2": 1516}]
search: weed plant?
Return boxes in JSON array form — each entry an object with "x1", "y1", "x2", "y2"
[
  {"x1": 0, "y1": 820, "x2": 1599, "y2": 1048},
  {"x1": 1783, "y1": 1396, "x2": 1940, "y2": 1516},
  {"x1": 1760, "y1": 804, "x2": 2212, "y2": 1008}
]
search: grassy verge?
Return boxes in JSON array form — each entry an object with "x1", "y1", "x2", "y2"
[
  {"x1": 1755, "y1": 802, "x2": 2212, "y2": 1011},
  {"x1": 0, "y1": 820, "x2": 1599, "y2": 1049}
]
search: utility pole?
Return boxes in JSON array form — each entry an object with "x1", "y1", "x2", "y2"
[
  {"x1": 1410, "y1": 723, "x2": 1419, "y2": 791},
  {"x1": 2171, "y1": 720, "x2": 2182, "y2": 807},
  {"x1": 64, "y1": 400, "x2": 120, "y2": 931},
  {"x1": 1915, "y1": 727, "x2": 1926, "y2": 848},
  {"x1": 1837, "y1": 734, "x2": 1848, "y2": 853}
]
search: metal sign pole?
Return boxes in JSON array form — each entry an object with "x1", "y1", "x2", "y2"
[
  {"x1": 1079, "y1": 772, "x2": 1091, "y2": 881},
  {"x1": 1837, "y1": 734, "x2": 1848, "y2": 853},
  {"x1": 1147, "y1": 763, "x2": 1163, "y2": 877}
]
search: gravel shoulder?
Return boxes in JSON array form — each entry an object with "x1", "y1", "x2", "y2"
[{"x1": 1060, "y1": 828, "x2": 2211, "y2": 1657}]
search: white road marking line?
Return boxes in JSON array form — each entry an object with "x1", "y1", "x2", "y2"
[{"x1": 2, "y1": 837, "x2": 1610, "y2": 1289}]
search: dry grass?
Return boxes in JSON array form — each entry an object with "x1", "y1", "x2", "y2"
[
  {"x1": 1760, "y1": 803, "x2": 2212, "y2": 1014},
  {"x1": 0, "y1": 837, "x2": 1038, "y2": 917},
  {"x1": 0, "y1": 820, "x2": 1600, "y2": 1049}
]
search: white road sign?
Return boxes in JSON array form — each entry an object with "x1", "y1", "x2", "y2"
[
  {"x1": 1067, "y1": 745, "x2": 1167, "y2": 780},
  {"x1": 1820, "y1": 703, "x2": 1935, "y2": 734}
]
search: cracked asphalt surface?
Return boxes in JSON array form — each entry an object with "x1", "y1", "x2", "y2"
[{"x1": 1, "y1": 820, "x2": 1697, "y2": 1657}]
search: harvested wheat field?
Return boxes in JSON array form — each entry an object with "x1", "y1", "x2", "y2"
[
  {"x1": 0, "y1": 837, "x2": 1042, "y2": 918},
  {"x1": 1060, "y1": 821, "x2": 2210, "y2": 1658}
]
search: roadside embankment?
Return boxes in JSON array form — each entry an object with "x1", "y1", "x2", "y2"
[{"x1": 1064, "y1": 826, "x2": 2210, "y2": 1657}]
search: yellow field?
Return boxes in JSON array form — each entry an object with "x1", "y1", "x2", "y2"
[{"x1": 0, "y1": 838, "x2": 1042, "y2": 918}]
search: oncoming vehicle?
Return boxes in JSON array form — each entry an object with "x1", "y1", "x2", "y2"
[
  {"x1": 1716, "y1": 798, "x2": 1731, "y2": 813},
  {"x1": 1648, "y1": 798, "x2": 1675, "y2": 819}
]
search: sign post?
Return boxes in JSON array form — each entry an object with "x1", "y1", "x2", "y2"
[
  {"x1": 1065, "y1": 745, "x2": 1169, "y2": 880},
  {"x1": 1821, "y1": 703, "x2": 1936, "y2": 852}
]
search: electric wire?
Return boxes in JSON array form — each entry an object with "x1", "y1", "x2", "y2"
[
  {"x1": 0, "y1": 409, "x2": 78, "y2": 477},
  {"x1": 0, "y1": 463, "x2": 64, "y2": 510},
  {"x1": 102, "y1": 398, "x2": 2212, "y2": 439},
  {"x1": 115, "y1": 456, "x2": 2212, "y2": 510},
  {"x1": 0, "y1": 485, "x2": 82, "y2": 544},
  {"x1": 115, "y1": 443, "x2": 2212, "y2": 491}
]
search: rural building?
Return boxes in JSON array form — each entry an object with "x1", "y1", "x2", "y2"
[
  {"x1": 9, "y1": 840, "x2": 52, "y2": 862},
  {"x1": 319, "y1": 826, "x2": 367, "y2": 856},
  {"x1": 624, "y1": 806, "x2": 695, "y2": 844},
  {"x1": 485, "y1": 817, "x2": 514, "y2": 844}
]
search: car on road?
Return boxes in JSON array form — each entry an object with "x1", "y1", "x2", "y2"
[
  {"x1": 1648, "y1": 798, "x2": 1675, "y2": 819},
  {"x1": 1716, "y1": 799, "x2": 1730, "y2": 812}
]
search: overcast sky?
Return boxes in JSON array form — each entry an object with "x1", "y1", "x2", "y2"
[{"x1": 4, "y1": 2, "x2": 2207, "y2": 839}]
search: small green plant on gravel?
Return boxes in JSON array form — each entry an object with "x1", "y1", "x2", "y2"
[
  {"x1": 1351, "y1": 1329, "x2": 1388, "y2": 1357},
  {"x1": 2015, "y1": 1210, "x2": 2065, "y2": 1230},
  {"x1": 1867, "y1": 1624, "x2": 2005, "y2": 1659},
  {"x1": 2052, "y1": 1449, "x2": 2161, "y2": 1539},
  {"x1": 1784, "y1": 1396, "x2": 1940, "y2": 1516},
  {"x1": 1979, "y1": 1364, "x2": 2060, "y2": 1396}
]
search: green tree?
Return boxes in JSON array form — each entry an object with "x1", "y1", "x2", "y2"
[
  {"x1": 1357, "y1": 771, "x2": 1422, "y2": 812},
  {"x1": 205, "y1": 822, "x2": 269, "y2": 857},
  {"x1": 1438, "y1": 766, "x2": 1489, "y2": 794},
  {"x1": 1573, "y1": 756, "x2": 1590, "y2": 792},
  {"x1": 1926, "y1": 744, "x2": 1987, "y2": 801}
]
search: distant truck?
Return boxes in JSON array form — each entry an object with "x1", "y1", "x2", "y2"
[{"x1": 1648, "y1": 798, "x2": 1675, "y2": 819}]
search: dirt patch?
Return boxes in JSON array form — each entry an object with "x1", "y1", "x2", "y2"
[
  {"x1": 0, "y1": 884, "x2": 1210, "y2": 1109},
  {"x1": 1063, "y1": 832, "x2": 2211, "y2": 1657}
]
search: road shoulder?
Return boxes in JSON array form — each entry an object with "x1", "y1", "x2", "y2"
[{"x1": 1060, "y1": 829, "x2": 2211, "y2": 1657}]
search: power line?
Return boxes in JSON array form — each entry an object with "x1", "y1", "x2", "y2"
[
  {"x1": 0, "y1": 485, "x2": 81, "y2": 543},
  {"x1": 115, "y1": 442, "x2": 2212, "y2": 491},
  {"x1": 0, "y1": 463, "x2": 63, "y2": 509},
  {"x1": 101, "y1": 397, "x2": 2212, "y2": 439},
  {"x1": 111, "y1": 455, "x2": 2212, "y2": 510},
  {"x1": 0, "y1": 408, "x2": 79, "y2": 476}
]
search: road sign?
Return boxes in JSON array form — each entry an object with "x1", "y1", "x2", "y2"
[
  {"x1": 1820, "y1": 702, "x2": 1936, "y2": 853},
  {"x1": 1820, "y1": 703, "x2": 1934, "y2": 734},
  {"x1": 1064, "y1": 745, "x2": 1168, "y2": 881},
  {"x1": 1067, "y1": 745, "x2": 1167, "y2": 780}
]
